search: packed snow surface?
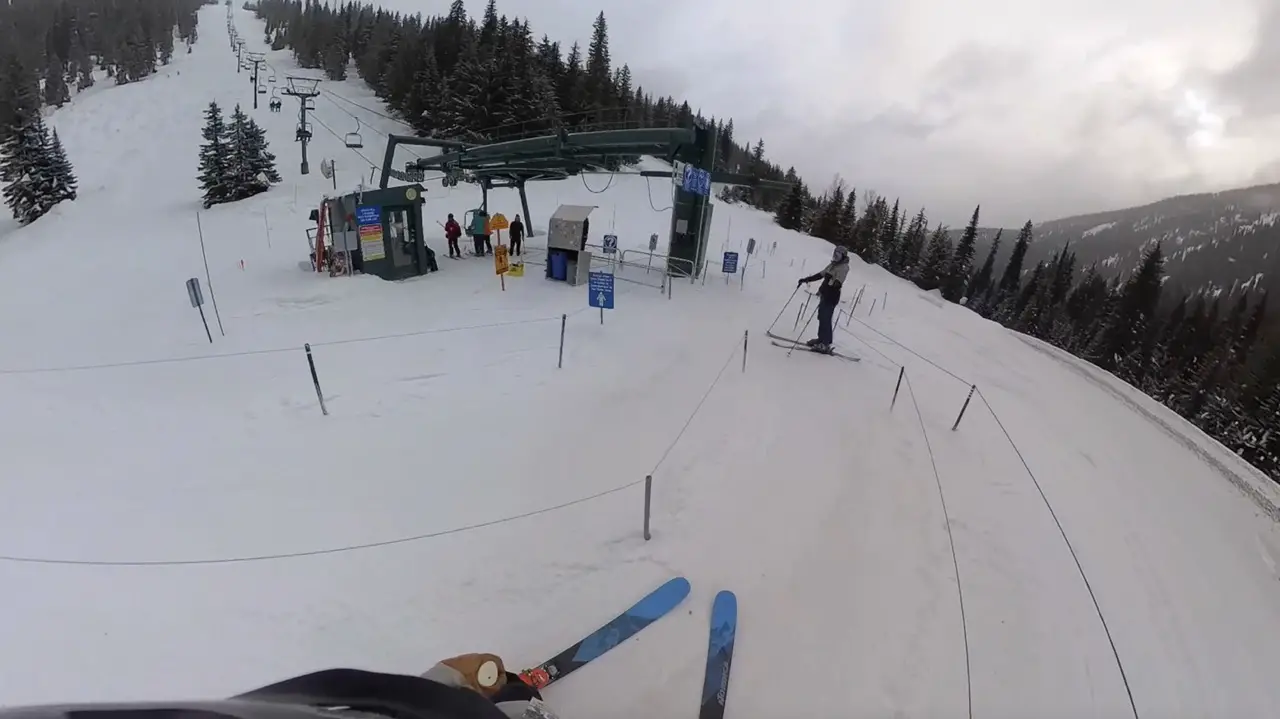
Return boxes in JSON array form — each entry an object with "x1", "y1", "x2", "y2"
[{"x1": 3, "y1": 6, "x2": 1280, "y2": 718}]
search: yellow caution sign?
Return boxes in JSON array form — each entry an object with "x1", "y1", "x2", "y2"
[
  {"x1": 508, "y1": 262, "x2": 525, "y2": 277},
  {"x1": 489, "y1": 213, "x2": 510, "y2": 231},
  {"x1": 494, "y1": 244, "x2": 510, "y2": 275}
]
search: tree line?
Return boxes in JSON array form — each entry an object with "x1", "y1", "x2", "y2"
[
  {"x1": 252, "y1": 0, "x2": 788, "y2": 199},
  {"x1": 778, "y1": 179, "x2": 1280, "y2": 485},
  {"x1": 0, "y1": 0, "x2": 209, "y2": 225}
]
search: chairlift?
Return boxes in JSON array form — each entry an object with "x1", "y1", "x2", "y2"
[
  {"x1": 296, "y1": 122, "x2": 312, "y2": 142},
  {"x1": 344, "y1": 118, "x2": 364, "y2": 149},
  {"x1": 268, "y1": 73, "x2": 277, "y2": 84},
  {"x1": 258, "y1": 84, "x2": 267, "y2": 94}
]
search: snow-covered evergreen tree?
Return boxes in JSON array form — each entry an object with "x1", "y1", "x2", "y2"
[
  {"x1": 46, "y1": 127, "x2": 77, "y2": 204},
  {"x1": 916, "y1": 224, "x2": 952, "y2": 291},
  {"x1": 943, "y1": 205, "x2": 980, "y2": 302},
  {"x1": 1, "y1": 110, "x2": 57, "y2": 225},
  {"x1": 197, "y1": 101, "x2": 232, "y2": 208},
  {"x1": 225, "y1": 104, "x2": 277, "y2": 201}
]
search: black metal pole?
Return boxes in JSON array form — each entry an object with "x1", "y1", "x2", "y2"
[
  {"x1": 305, "y1": 343, "x2": 329, "y2": 416},
  {"x1": 952, "y1": 385, "x2": 976, "y2": 430},
  {"x1": 558, "y1": 313, "x2": 566, "y2": 369},
  {"x1": 891, "y1": 366, "x2": 904, "y2": 410}
]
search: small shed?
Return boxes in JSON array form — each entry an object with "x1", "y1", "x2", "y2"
[{"x1": 545, "y1": 204, "x2": 595, "y2": 286}]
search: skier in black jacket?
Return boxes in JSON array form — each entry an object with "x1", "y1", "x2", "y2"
[
  {"x1": 0, "y1": 656, "x2": 554, "y2": 719},
  {"x1": 797, "y1": 246, "x2": 851, "y2": 354}
]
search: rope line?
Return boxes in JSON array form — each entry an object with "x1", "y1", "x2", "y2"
[
  {"x1": 651, "y1": 339, "x2": 740, "y2": 474},
  {"x1": 850, "y1": 316, "x2": 970, "y2": 385},
  {"x1": 905, "y1": 373, "x2": 974, "y2": 719},
  {"x1": 975, "y1": 389, "x2": 1140, "y2": 719},
  {"x1": 0, "y1": 479, "x2": 645, "y2": 567},
  {"x1": 0, "y1": 318, "x2": 560, "y2": 375}
]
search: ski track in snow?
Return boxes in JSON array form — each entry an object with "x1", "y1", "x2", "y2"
[{"x1": 1, "y1": 5, "x2": 1279, "y2": 717}]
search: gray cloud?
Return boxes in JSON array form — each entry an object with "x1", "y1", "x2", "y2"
[{"x1": 382, "y1": 0, "x2": 1278, "y2": 226}]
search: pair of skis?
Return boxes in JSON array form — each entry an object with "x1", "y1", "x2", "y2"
[
  {"x1": 765, "y1": 330, "x2": 861, "y2": 362},
  {"x1": 517, "y1": 577, "x2": 737, "y2": 719}
]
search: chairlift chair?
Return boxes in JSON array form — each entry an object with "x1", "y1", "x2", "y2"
[
  {"x1": 258, "y1": 85, "x2": 267, "y2": 94},
  {"x1": 344, "y1": 118, "x2": 364, "y2": 149},
  {"x1": 296, "y1": 122, "x2": 312, "y2": 142},
  {"x1": 268, "y1": 73, "x2": 277, "y2": 83}
]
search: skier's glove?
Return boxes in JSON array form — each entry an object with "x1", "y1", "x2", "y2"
[{"x1": 797, "y1": 278, "x2": 805, "y2": 286}]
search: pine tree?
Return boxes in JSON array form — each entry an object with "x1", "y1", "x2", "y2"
[
  {"x1": 944, "y1": 205, "x2": 980, "y2": 302},
  {"x1": 197, "y1": 101, "x2": 232, "y2": 208},
  {"x1": 916, "y1": 224, "x2": 952, "y2": 290},
  {"x1": 1, "y1": 110, "x2": 56, "y2": 224},
  {"x1": 439, "y1": 38, "x2": 489, "y2": 140},
  {"x1": 241, "y1": 116, "x2": 280, "y2": 189},
  {"x1": 774, "y1": 175, "x2": 805, "y2": 230},
  {"x1": 967, "y1": 229, "x2": 1001, "y2": 309},
  {"x1": 998, "y1": 221, "x2": 1033, "y2": 297},
  {"x1": 43, "y1": 53, "x2": 69, "y2": 107},
  {"x1": 406, "y1": 48, "x2": 445, "y2": 135},
  {"x1": 897, "y1": 209, "x2": 928, "y2": 274},
  {"x1": 584, "y1": 12, "x2": 611, "y2": 113},
  {"x1": 45, "y1": 127, "x2": 76, "y2": 203},
  {"x1": 1087, "y1": 242, "x2": 1166, "y2": 371}
]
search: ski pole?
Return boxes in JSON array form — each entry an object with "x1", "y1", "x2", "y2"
[
  {"x1": 766, "y1": 285, "x2": 803, "y2": 337},
  {"x1": 789, "y1": 303, "x2": 821, "y2": 357}
]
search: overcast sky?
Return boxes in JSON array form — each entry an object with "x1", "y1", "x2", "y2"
[{"x1": 395, "y1": 0, "x2": 1279, "y2": 227}]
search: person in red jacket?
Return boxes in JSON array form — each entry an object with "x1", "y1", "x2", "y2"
[{"x1": 444, "y1": 213, "x2": 462, "y2": 258}]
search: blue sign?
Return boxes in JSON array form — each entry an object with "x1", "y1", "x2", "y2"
[
  {"x1": 355, "y1": 205, "x2": 379, "y2": 225},
  {"x1": 603, "y1": 234, "x2": 618, "y2": 254},
  {"x1": 722, "y1": 251, "x2": 739, "y2": 274},
  {"x1": 681, "y1": 165, "x2": 711, "y2": 197},
  {"x1": 588, "y1": 271, "x2": 615, "y2": 309}
]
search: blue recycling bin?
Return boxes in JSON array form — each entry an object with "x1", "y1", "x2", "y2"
[{"x1": 550, "y1": 250, "x2": 568, "y2": 281}]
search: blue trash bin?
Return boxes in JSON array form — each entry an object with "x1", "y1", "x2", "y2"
[{"x1": 550, "y1": 251, "x2": 568, "y2": 281}]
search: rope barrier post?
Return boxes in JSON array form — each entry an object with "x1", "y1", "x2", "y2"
[
  {"x1": 883, "y1": 291, "x2": 888, "y2": 312},
  {"x1": 742, "y1": 330, "x2": 748, "y2": 373},
  {"x1": 891, "y1": 366, "x2": 905, "y2": 410},
  {"x1": 952, "y1": 384, "x2": 976, "y2": 430},
  {"x1": 643, "y1": 475, "x2": 653, "y2": 541},
  {"x1": 558, "y1": 313, "x2": 566, "y2": 368},
  {"x1": 304, "y1": 343, "x2": 328, "y2": 416},
  {"x1": 870, "y1": 298, "x2": 877, "y2": 316}
]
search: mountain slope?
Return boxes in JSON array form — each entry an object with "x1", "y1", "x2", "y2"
[{"x1": 968, "y1": 184, "x2": 1280, "y2": 296}]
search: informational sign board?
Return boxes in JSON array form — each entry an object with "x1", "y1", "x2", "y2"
[
  {"x1": 722, "y1": 251, "x2": 739, "y2": 274},
  {"x1": 681, "y1": 164, "x2": 711, "y2": 197},
  {"x1": 356, "y1": 205, "x2": 385, "y2": 260},
  {"x1": 588, "y1": 271, "x2": 615, "y2": 310},
  {"x1": 489, "y1": 213, "x2": 510, "y2": 231},
  {"x1": 603, "y1": 234, "x2": 618, "y2": 254},
  {"x1": 747, "y1": 238, "x2": 756, "y2": 255},
  {"x1": 649, "y1": 233, "x2": 659, "y2": 252},
  {"x1": 186, "y1": 277, "x2": 203, "y2": 307}
]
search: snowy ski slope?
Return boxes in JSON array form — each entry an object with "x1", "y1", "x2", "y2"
[{"x1": 2, "y1": 6, "x2": 1280, "y2": 717}]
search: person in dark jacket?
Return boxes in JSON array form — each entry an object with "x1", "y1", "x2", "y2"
[
  {"x1": 797, "y1": 246, "x2": 851, "y2": 354},
  {"x1": 0, "y1": 655, "x2": 555, "y2": 719},
  {"x1": 509, "y1": 215, "x2": 524, "y2": 256},
  {"x1": 444, "y1": 214, "x2": 462, "y2": 258}
]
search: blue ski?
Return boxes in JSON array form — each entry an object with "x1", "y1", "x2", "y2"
[
  {"x1": 519, "y1": 577, "x2": 691, "y2": 689},
  {"x1": 699, "y1": 590, "x2": 737, "y2": 719}
]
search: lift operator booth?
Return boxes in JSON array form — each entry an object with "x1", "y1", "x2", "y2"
[
  {"x1": 544, "y1": 204, "x2": 595, "y2": 285},
  {"x1": 319, "y1": 184, "x2": 437, "y2": 280}
]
